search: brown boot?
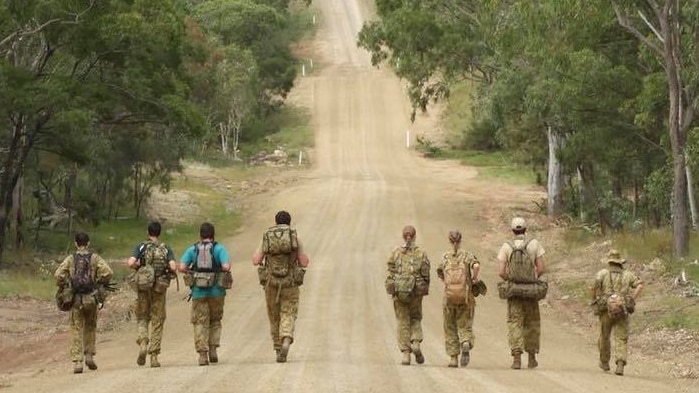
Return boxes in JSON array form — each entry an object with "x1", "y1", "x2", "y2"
[
  {"x1": 599, "y1": 361, "x2": 610, "y2": 372},
  {"x1": 137, "y1": 342, "x2": 147, "y2": 366},
  {"x1": 448, "y1": 355, "x2": 458, "y2": 368},
  {"x1": 460, "y1": 342, "x2": 471, "y2": 367},
  {"x1": 198, "y1": 351, "x2": 209, "y2": 366},
  {"x1": 278, "y1": 337, "x2": 291, "y2": 363},
  {"x1": 527, "y1": 352, "x2": 538, "y2": 369},
  {"x1": 511, "y1": 353, "x2": 522, "y2": 370},
  {"x1": 401, "y1": 351, "x2": 411, "y2": 365},
  {"x1": 85, "y1": 353, "x2": 97, "y2": 370},
  {"x1": 411, "y1": 341, "x2": 424, "y2": 364},
  {"x1": 614, "y1": 360, "x2": 624, "y2": 376},
  {"x1": 275, "y1": 349, "x2": 284, "y2": 363},
  {"x1": 209, "y1": 346, "x2": 218, "y2": 363},
  {"x1": 150, "y1": 353, "x2": 160, "y2": 368},
  {"x1": 73, "y1": 361, "x2": 83, "y2": 374}
]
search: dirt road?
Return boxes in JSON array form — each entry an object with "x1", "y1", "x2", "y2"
[{"x1": 3, "y1": 1, "x2": 695, "y2": 392}]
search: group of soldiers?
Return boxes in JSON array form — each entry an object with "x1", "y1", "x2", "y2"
[
  {"x1": 385, "y1": 217, "x2": 643, "y2": 376},
  {"x1": 54, "y1": 210, "x2": 308, "y2": 373},
  {"x1": 54, "y1": 212, "x2": 642, "y2": 376}
]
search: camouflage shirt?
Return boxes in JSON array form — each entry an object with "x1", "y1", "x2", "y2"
[{"x1": 55, "y1": 248, "x2": 113, "y2": 287}]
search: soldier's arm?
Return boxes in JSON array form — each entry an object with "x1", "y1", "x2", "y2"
[
  {"x1": 386, "y1": 248, "x2": 398, "y2": 278},
  {"x1": 534, "y1": 256, "x2": 545, "y2": 278},
  {"x1": 166, "y1": 246, "x2": 178, "y2": 273},
  {"x1": 295, "y1": 239, "x2": 309, "y2": 268},
  {"x1": 54, "y1": 256, "x2": 72, "y2": 286},
  {"x1": 93, "y1": 254, "x2": 113, "y2": 284},
  {"x1": 216, "y1": 245, "x2": 232, "y2": 272},
  {"x1": 497, "y1": 244, "x2": 508, "y2": 280},
  {"x1": 251, "y1": 240, "x2": 265, "y2": 266},
  {"x1": 178, "y1": 247, "x2": 193, "y2": 273},
  {"x1": 631, "y1": 275, "x2": 644, "y2": 300},
  {"x1": 436, "y1": 254, "x2": 446, "y2": 281},
  {"x1": 470, "y1": 255, "x2": 481, "y2": 282},
  {"x1": 126, "y1": 243, "x2": 142, "y2": 269},
  {"x1": 420, "y1": 252, "x2": 431, "y2": 281}
]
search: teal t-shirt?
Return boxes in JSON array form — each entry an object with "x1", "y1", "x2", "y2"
[{"x1": 180, "y1": 242, "x2": 230, "y2": 299}]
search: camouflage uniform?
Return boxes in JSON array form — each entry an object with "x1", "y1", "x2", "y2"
[
  {"x1": 386, "y1": 244, "x2": 431, "y2": 354},
  {"x1": 191, "y1": 296, "x2": 225, "y2": 352},
  {"x1": 130, "y1": 241, "x2": 175, "y2": 355},
  {"x1": 437, "y1": 251, "x2": 479, "y2": 356},
  {"x1": 55, "y1": 250, "x2": 113, "y2": 364},
  {"x1": 497, "y1": 235, "x2": 545, "y2": 356},
  {"x1": 258, "y1": 235, "x2": 306, "y2": 352},
  {"x1": 265, "y1": 285, "x2": 300, "y2": 351},
  {"x1": 180, "y1": 239, "x2": 231, "y2": 364},
  {"x1": 593, "y1": 262, "x2": 642, "y2": 368}
]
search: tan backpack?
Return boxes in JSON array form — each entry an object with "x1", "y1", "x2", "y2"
[{"x1": 443, "y1": 251, "x2": 470, "y2": 305}]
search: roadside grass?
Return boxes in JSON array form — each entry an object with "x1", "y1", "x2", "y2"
[
  {"x1": 428, "y1": 149, "x2": 539, "y2": 185},
  {"x1": 557, "y1": 226, "x2": 699, "y2": 331},
  {"x1": 0, "y1": 170, "x2": 242, "y2": 300}
]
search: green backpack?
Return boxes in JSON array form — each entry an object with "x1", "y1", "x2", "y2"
[
  {"x1": 133, "y1": 242, "x2": 169, "y2": 291},
  {"x1": 506, "y1": 239, "x2": 537, "y2": 283}
]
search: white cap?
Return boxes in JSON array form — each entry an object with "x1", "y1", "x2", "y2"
[{"x1": 511, "y1": 217, "x2": 526, "y2": 230}]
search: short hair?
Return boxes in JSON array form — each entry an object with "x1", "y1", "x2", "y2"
[
  {"x1": 148, "y1": 221, "x2": 162, "y2": 237},
  {"x1": 200, "y1": 222, "x2": 215, "y2": 239},
  {"x1": 402, "y1": 225, "x2": 416, "y2": 237},
  {"x1": 275, "y1": 210, "x2": 291, "y2": 225},
  {"x1": 513, "y1": 228, "x2": 526, "y2": 235},
  {"x1": 74, "y1": 232, "x2": 90, "y2": 247}
]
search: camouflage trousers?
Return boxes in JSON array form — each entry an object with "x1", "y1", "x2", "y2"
[
  {"x1": 393, "y1": 296, "x2": 424, "y2": 352},
  {"x1": 69, "y1": 294, "x2": 98, "y2": 362},
  {"x1": 598, "y1": 313, "x2": 629, "y2": 365},
  {"x1": 264, "y1": 284, "x2": 300, "y2": 350},
  {"x1": 507, "y1": 297, "x2": 540, "y2": 355},
  {"x1": 134, "y1": 289, "x2": 167, "y2": 354},
  {"x1": 443, "y1": 301, "x2": 475, "y2": 356},
  {"x1": 191, "y1": 296, "x2": 225, "y2": 353}
]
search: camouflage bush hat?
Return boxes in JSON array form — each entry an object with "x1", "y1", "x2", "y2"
[
  {"x1": 604, "y1": 249, "x2": 626, "y2": 264},
  {"x1": 511, "y1": 217, "x2": 526, "y2": 230}
]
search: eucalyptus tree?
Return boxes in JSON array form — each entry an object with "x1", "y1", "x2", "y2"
[
  {"x1": 0, "y1": 0, "x2": 204, "y2": 263},
  {"x1": 609, "y1": 0, "x2": 699, "y2": 257}
]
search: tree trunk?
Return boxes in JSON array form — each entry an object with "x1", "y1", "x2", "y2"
[
  {"x1": 686, "y1": 157, "x2": 697, "y2": 230},
  {"x1": 546, "y1": 126, "x2": 564, "y2": 217},
  {"x1": 666, "y1": 28, "x2": 690, "y2": 257},
  {"x1": 10, "y1": 177, "x2": 23, "y2": 249}
]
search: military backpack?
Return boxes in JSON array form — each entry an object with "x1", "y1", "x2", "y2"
[
  {"x1": 443, "y1": 251, "x2": 470, "y2": 305},
  {"x1": 262, "y1": 225, "x2": 299, "y2": 278},
  {"x1": 71, "y1": 252, "x2": 95, "y2": 294},
  {"x1": 506, "y1": 239, "x2": 537, "y2": 283}
]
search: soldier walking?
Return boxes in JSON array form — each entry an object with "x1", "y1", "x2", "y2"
[
  {"x1": 125, "y1": 221, "x2": 178, "y2": 367},
  {"x1": 385, "y1": 225, "x2": 431, "y2": 366},
  {"x1": 252, "y1": 210, "x2": 310, "y2": 363},
  {"x1": 496, "y1": 217, "x2": 545, "y2": 369},
  {"x1": 55, "y1": 232, "x2": 113, "y2": 374},
  {"x1": 437, "y1": 230, "x2": 481, "y2": 368},
  {"x1": 590, "y1": 249, "x2": 643, "y2": 376},
  {"x1": 179, "y1": 222, "x2": 232, "y2": 366}
]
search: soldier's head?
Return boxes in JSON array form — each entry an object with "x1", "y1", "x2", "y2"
[
  {"x1": 605, "y1": 249, "x2": 626, "y2": 266},
  {"x1": 74, "y1": 232, "x2": 90, "y2": 248},
  {"x1": 511, "y1": 217, "x2": 526, "y2": 235},
  {"x1": 147, "y1": 221, "x2": 162, "y2": 237},
  {"x1": 275, "y1": 210, "x2": 291, "y2": 225},
  {"x1": 200, "y1": 222, "x2": 215, "y2": 240},
  {"x1": 448, "y1": 230, "x2": 462, "y2": 244},
  {"x1": 402, "y1": 225, "x2": 416, "y2": 245}
]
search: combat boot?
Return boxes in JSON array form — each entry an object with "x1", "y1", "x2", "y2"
[
  {"x1": 411, "y1": 341, "x2": 424, "y2": 364},
  {"x1": 460, "y1": 342, "x2": 471, "y2": 367},
  {"x1": 209, "y1": 346, "x2": 218, "y2": 363},
  {"x1": 137, "y1": 342, "x2": 148, "y2": 366},
  {"x1": 85, "y1": 353, "x2": 97, "y2": 370},
  {"x1": 599, "y1": 361, "x2": 610, "y2": 372},
  {"x1": 276, "y1": 349, "x2": 284, "y2": 363},
  {"x1": 614, "y1": 360, "x2": 624, "y2": 376},
  {"x1": 448, "y1": 355, "x2": 458, "y2": 368},
  {"x1": 73, "y1": 361, "x2": 83, "y2": 374},
  {"x1": 150, "y1": 353, "x2": 160, "y2": 368},
  {"x1": 278, "y1": 337, "x2": 291, "y2": 363},
  {"x1": 401, "y1": 351, "x2": 411, "y2": 366},
  {"x1": 527, "y1": 352, "x2": 538, "y2": 369},
  {"x1": 198, "y1": 351, "x2": 209, "y2": 366},
  {"x1": 511, "y1": 353, "x2": 522, "y2": 370}
]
